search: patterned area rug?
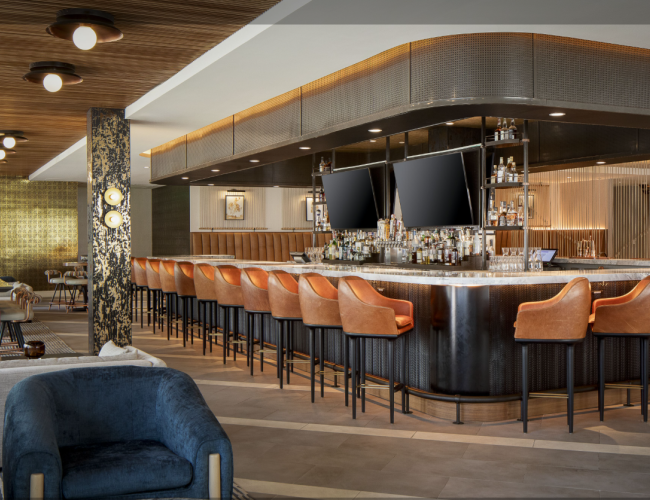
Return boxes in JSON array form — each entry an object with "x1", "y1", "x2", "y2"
[{"x1": 0, "y1": 321, "x2": 76, "y2": 357}]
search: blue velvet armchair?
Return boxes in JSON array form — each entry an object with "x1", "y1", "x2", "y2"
[{"x1": 2, "y1": 366, "x2": 233, "y2": 499}]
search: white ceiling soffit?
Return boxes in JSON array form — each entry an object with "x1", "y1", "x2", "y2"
[{"x1": 30, "y1": 0, "x2": 650, "y2": 187}]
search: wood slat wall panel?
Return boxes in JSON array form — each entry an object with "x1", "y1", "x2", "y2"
[{"x1": 0, "y1": 0, "x2": 279, "y2": 176}]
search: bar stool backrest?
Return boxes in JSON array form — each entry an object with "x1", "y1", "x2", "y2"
[
  {"x1": 174, "y1": 261, "x2": 196, "y2": 297},
  {"x1": 592, "y1": 275, "x2": 650, "y2": 334},
  {"x1": 134, "y1": 258, "x2": 148, "y2": 287},
  {"x1": 131, "y1": 257, "x2": 136, "y2": 284},
  {"x1": 298, "y1": 273, "x2": 341, "y2": 327},
  {"x1": 241, "y1": 268, "x2": 270, "y2": 312},
  {"x1": 515, "y1": 277, "x2": 591, "y2": 340},
  {"x1": 194, "y1": 264, "x2": 218, "y2": 301},
  {"x1": 214, "y1": 266, "x2": 244, "y2": 306},
  {"x1": 145, "y1": 259, "x2": 162, "y2": 290},
  {"x1": 268, "y1": 270, "x2": 301, "y2": 320},
  {"x1": 159, "y1": 261, "x2": 177, "y2": 293},
  {"x1": 338, "y1": 276, "x2": 413, "y2": 336}
]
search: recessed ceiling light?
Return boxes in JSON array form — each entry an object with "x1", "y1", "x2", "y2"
[
  {"x1": 208, "y1": 184, "x2": 214, "y2": 186},
  {"x1": 144, "y1": 166, "x2": 149, "y2": 169},
  {"x1": 250, "y1": 159, "x2": 260, "y2": 163},
  {"x1": 567, "y1": 176, "x2": 571, "y2": 179},
  {"x1": 181, "y1": 177, "x2": 189, "y2": 180},
  {"x1": 369, "y1": 140, "x2": 377, "y2": 143},
  {"x1": 211, "y1": 169, "x2": 220, "y2": 172},
  {"x1": 368, "y1": 128, "x2": 382, "y2": 133},
  {"x1": 549, "y1": 112, "x2": 566, "y2": 117},
  {"x1": 445, "y1": 122, "x2": 454, "y2": 126},
  {"x1": 274, "y1": 185, "x2": 280, "y2": 187},
  {"x1": 299, "y1": 146, "x2": 311, "y2": 150},
  {"x1": 399, "y1": 141, "x2": 404, "y2": 144},
  {"x1": 596, "y1": 161, "x2": 606, "y2": 165}
]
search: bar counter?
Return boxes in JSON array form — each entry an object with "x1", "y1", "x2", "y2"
[{"x1": 154, "y1": 256, "x2": 650, "y2": 403}]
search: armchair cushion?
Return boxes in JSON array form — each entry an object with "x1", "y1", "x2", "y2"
[{"x1": 60, "y1": 440, "x2": 193, "y2": 499}]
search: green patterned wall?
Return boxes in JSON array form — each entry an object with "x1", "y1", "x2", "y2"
[{"x1": 0, "y1": 176, "x2": 78, "y2": 290}]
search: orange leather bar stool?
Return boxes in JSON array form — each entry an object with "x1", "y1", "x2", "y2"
[
  {"x1": 133, "y1": 258, "x2": 150, "y2": 329},
  {"x1": 242, "y1": 268, "x2": 276, "y2": 376},
  {"x1": 174, "y1": 261, "x2": 197, "y2": 348},
  {"x1": 268, "y1": 271, "x2": 311, "y2": 389},
  {"x1": 159, "y1": 261, "x2": 180, "y2": 341},
  {"x1": 515, "y1": 277, "x2": 591, "y2": 433},
  {"x1": 299, "y1": 273, "x2": 344, "y2": 403},
  {"x1": 591, "y1": 276, "x2": 650, "y2": 422},
  {"x1": 338, "y1": 277, "x2": 414, "y2": 423},
  {"x1": 195, "y1": 263, "x2": 220, "y2": 356},
  {"x1": 214, "y1": 265, "x2": 245, "y2": 365},
  {"x1": 130, "y1": 257, "x2": 138, "y2": 321},
  {"x1": 145, "y1": 259, "x2": 163, "y2": 335}
]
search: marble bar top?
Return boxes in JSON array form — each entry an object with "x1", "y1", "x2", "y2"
[
  {"x1": 150, "y1": 256, "x2": 650, "y2": 285},
  {"x1": 554, "y1": 257, "x2": 650, "y2": 267}
]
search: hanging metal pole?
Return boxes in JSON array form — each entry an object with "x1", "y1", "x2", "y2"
[
  {"x1": 523, "y1": 120, "x2": 529, "y2": 271},
  {"x1": 481, "y1": 117, "x2": 487, "y2": 270}
]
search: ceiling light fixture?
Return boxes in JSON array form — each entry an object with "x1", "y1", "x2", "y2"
[
  {"x1": 211, "y1": 169, "x2": 220, "y2": 172},
  {"x1": 47, "y1": 9, "x2": 123, "y2": 50},
  {"x1": 597, "y1": 161, "x2": 606, "y2": 165},
  {"x1": 399, "y1": 141, "x2": 404, "y2": 144},
  {"x1": 549, "y1": 112, "x2": 566, "y2": 117},
  {"x1": 24, "y1": 62, "x2": 82, "y2": 92},
  {"x1": 208, "y1": 184, "x2": 214, "y2": 186},
  {"x1": 181, "y1": 177, "x2": 189, "y2": 180},
  {"x1": 299, "y1": 146, "x2": 311, "y2": 150},
  {"x1": 0, "y1": 150, "x2": 5, "y2": 161},
  {"x1": 249, "y1": 159, "x2": 260, "y2": 163},
  {"x1": 369, "y1": 140, "x2": 377, "y2": 143},
  {"x1": 368, "y1": 128, "x2": 382, "y2": 133},
  {"x1": 445, "y1": 122, "x2": 454, "y2": 126},
  {"x1": 0, "y1": 131, "x2": 28, "y2": 149},
  {"x1": 274, "y1": 185, "x2": 280, "y2": 187}
]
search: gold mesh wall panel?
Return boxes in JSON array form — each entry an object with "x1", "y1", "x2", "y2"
[
  {"x1": 151, "y1": 136, "x2": 187, "y2": 180},
  {"x1": 411, "y1": 33, "x2": 534, "y2": 103},
  {"x1": 187, "y1": 116, "x2": 233, "y2": 168},
  {"x1": 234, "y1": 89, "x2": 301, "y2": 155},
  {"x1": 0, "y1": 177, "x2": 77, "y2": 290},
  {"x1": 301, "y1": 45, "x2": 410, "y2": 135}
]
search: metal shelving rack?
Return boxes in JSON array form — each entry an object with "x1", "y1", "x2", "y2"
[
  {"x1": 310, "y1": 154, "x2": 331, "y2": 246},
  {"x1": 480, "y1": 118, "x2": 530, "y2": 271}
]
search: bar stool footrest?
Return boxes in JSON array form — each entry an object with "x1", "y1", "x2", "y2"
[
  {"x1": 284, "y1": 360, "x2": 310, "y2": 364},
  {"x1": 605, "y1": 383, "x2": 642, "y2": 389},
  {"x1": 530, "y1": 392, "x2": 568, "y2": 399}
]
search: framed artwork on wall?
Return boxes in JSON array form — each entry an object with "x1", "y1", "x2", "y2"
[
  {"x1": 225, "y1": 194, "x2": 245, "y2": 220},
  {"x1": 306, "y1": 196, "x2": 314, "y2": 221}
]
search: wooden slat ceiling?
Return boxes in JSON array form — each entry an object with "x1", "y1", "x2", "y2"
[{"x1": 0, "y1": 0, "x2": 280, "y2": 176}]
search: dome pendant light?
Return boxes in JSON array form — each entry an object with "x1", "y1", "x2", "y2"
[
  {"x1": 47, "y1": 9, "x2": 123, "y2": 50},
  {"x1": 23, "y1": 62, "x2": 82, "y2": 92},
  {"x1": 0, "y1": 131, "x2": 28, "y2": 149}
]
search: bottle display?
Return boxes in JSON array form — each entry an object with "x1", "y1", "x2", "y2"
[{"x1": 492, "y1": 118, "x2": 517, "y2": 141}]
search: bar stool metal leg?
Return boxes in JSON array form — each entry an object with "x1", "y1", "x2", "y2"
[
  {"x1": 598, "y1": 336, "x2": 605, "y2": 421},
  {"x1": 521, "y1": 343, "x2": 529, "y2": 433},
  {"x1": 360, "y1": 337, "x2": 366, "y2": 413},
  {"x1": 182, "y1": 297, "x2": 187, "y2": 347},
  {"x1": 309, "y1": 328, "x2": 315, "y2": 403},
  {"x1": 388, "y1": 339, "x2": 395, "y2": 424},
  {"x1": 140, "y1": 287, "x2": 144, "y2": 328},
  {"x1": 152, "y1": 291, "x2": 157, "y2": 334},
  {"x1": 402, "y1": 335, "x2": 411, "y2": 414},
  {"x1": 642, "y1": 337, "x2": 649, "y2": 422},
  {"x1": 344, "y1": 334, "x2": 349, "y2": 407},
  {"x1": 278, "y1": 321, "x2": 284, "y2": 389},
  {"x1": 201, "y1": 301, "x2": 206, "y2": 355},
  {"x1": 350, "y1": 336, "x2": 357, "y2": 419},
  {"x1": 567, "y1": 344, "x2": 575, "y2": 433},
  {"x1": 319, "y1": 328, "x2": 325, "y2": 398}
]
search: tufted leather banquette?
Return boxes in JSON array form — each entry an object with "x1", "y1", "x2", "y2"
[{"x1": 191, "y1": 232, "x2": 332, "y2": 262}]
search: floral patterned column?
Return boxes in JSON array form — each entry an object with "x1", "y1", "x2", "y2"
[{"x1": 87, "y1": 108, "x2": 131, "y2": 354}]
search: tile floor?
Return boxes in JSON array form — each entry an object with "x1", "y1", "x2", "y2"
[{"x1": 34, "y1": 294, "x2": 650, "y2": 499}]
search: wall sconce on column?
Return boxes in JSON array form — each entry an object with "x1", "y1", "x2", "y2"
[
  {"x1": 105, "y1": 210, "x2": 123, "y2": 228},
  {"x1": 104, "y1": 187, "x2": 123, "y2": 205}
]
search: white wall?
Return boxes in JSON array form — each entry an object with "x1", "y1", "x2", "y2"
[
  {"x1": 77, "y1": 184, "x2": 152, "y2": 258},
  {"x1": 190, "y1": 186, "x2": 299, "y2": 233}
]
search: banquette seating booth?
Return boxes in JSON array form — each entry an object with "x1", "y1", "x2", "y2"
[{"x1": 191, "y1": 232, "x2": 332, "y2": 261}]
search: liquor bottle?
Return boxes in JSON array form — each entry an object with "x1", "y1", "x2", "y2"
[
  {"x1": 495, "y1": 118, "x2": 501, "y2": 141},
  {"x1": 507, "y1": 201, "x2": 517, "y2": 226},
  {"x1": 416, "y1": 243, "x2": 423, "y2": 264},
  {"x1": 497, "y1": 157, "x2": 505, "y2": 183},
  {"x1": 505, "y1": 157, "x2": 514, "y2": 183},
  {"x1": 517, "y1": 201, "x2": 524, "y2": 226},
  {"x1": 512, "y1": 160, "x2": 518, "y2": 182},
  {"x1": 489, "y1": 193, "x2": 498, "y2": 226},
  {"x1": 509, "y1": 119, "x2": 517, "y2": 140},
  {"x1": 389, "y1": 214, "x2": 396, "y2": 240},
  {"x1": 319, "y1": 157, "x2": 326, "y2": 173},
  {"x1": 499, "y1": 201, "x2": 508, "y2": 226}
]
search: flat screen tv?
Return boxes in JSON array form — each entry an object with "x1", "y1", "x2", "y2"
[
  {"x1": 394, "y1": 152, "x2": 474, "y2": 228},
  {"x1": 322, "y1": 168, "x2": 379, "y2": 230}
]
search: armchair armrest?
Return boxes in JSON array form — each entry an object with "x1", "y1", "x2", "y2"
[
  {"x1": 2, "y1": 379, "x2": 62, "y2": 500},
  {"x1": 156, "y1": 371, "x2": 233, "y2": 499}
]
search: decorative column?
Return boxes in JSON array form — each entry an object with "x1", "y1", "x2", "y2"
[{"x1": 87, "y1": 108, "x2": 131, "y2": 354}]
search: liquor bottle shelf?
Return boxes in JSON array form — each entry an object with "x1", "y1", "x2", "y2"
[
  {"x1": 311, "y1": 171, "x2": 331, "y2": 177},
  {"x1": 484, "y1": 138, "x2": 522, "y2": 148},
  {"x1": 483, "y1": 181, "x2": 524, "y2": 189},
  {"x1": 483, "y1": 225, "x2": 525, "y2": 231},
  {"x1": 313, "y1": 201, "x2": 327, "y2": 205}
]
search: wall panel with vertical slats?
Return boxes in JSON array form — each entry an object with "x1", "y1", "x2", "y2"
[
  {"x1": 281, "y1": 188, "x2": 312, "y2": 230},
  {"x1": 199, "y1": 186, "x2": 266, "y2": 230}
]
